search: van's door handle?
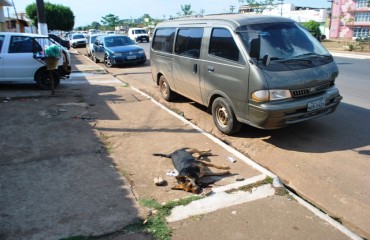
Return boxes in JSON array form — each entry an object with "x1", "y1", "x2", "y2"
[
  {"x1": 193, "y1": 63, "x2": 197, "y2": 74},
  {"x1": 208, "y1": 66, "x2": 215, "y2": 72}
]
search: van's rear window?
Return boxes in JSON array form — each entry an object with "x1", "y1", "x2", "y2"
[{"x1": 152, "y1": 28, "x2": 176, "y2": 53}]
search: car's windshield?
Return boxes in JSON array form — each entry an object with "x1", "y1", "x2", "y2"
[
  {"x1": 73, "y1": 34, "x2": 85, "y2": 39},
  {"x1": 134, "y1": 30, "x2": 147, "y2": 34},
  {"x1": 90, "y1": 35, "x2": 100, "y2": 43},
  {"x1": 237, "y1": 22, "x2": 329, "y2": 61},
  {"x1": 104, "y1": 36, "x2": 134, "y2": 47}
]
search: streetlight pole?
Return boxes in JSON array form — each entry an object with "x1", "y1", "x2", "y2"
[
  {"x1": 36, "y1": 0, "x2": 48, "y2": 35},
  {"x1": 278, "y1": 0, "x2": 284, "y2": 16}
]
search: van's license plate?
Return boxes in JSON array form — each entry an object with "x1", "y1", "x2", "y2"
[{"x1": 307, "y1": 99, "x2": 326, "y2": 112}]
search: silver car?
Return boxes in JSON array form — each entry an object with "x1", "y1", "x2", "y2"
[{"x1": 86, "y1": 34, "x2": 104, "y2": 58}]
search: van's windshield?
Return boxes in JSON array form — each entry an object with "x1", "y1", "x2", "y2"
[{"x1": 237, "y1": 22, "x2": 331, "y2": 68}]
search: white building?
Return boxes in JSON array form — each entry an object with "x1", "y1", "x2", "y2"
[{"x1": 239, "y1": 3, "x2": 329, "y2": 36}]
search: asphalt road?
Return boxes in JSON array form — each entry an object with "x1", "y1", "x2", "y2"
[
  {"x1": 78, "y1": 44, "x2": 370, "y2": 238},
  {"x1": 334, "y1": 56, "x2": 370, "y2": 110}
]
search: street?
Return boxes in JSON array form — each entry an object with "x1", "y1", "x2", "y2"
[
  {"x1": 334, "y1": 56, "x2": 370, "y2": 110},
  {"x1": 76, "y1": 43, "x2": 370, "y2": 238}
]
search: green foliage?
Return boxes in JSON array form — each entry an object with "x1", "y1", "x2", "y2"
[
  {"x1": 25, "y1": 2, "x2": 74, "y2": 31},
  {"x1": 100, "y1": 14, "x2": 120, "y2": 28},
  {"x1": 178, "y1": 4, "x2": 194, "y2": 16},
  {"x1": 90, "y1": 21, "x2": 101, "y2": 30},
  {"x1": 132, "y1": 196, "x2": 203, "y2": 240},
  {"x1": 301, "y1": 20, "x2": 321, "y2": 36},
  {"x1": 238, "y1": 0, "x2": 275, "y2": 13}
]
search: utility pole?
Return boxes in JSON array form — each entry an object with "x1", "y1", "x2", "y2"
[
  {"x1": 278, "y1": 0, "x2": 284, "y2": 16},
  {"x1": 36, "y1": 0, "x2": 48, "y2": 35},
  {"x1": 230, "y1": 5, "x2": 235, "y2": 13}
]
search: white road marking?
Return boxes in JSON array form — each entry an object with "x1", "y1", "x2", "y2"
[{"x1": 167, "y1": 184, "x2": 276, "y2": 222}]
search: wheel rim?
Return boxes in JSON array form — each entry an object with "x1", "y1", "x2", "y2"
[
  {"x1": 160, "y1": 81, "x2": 168, "y2": 97},
  {"x1": 216, "y1": 106, "x2": 229, "y2": 127},
  {"x1": 105, "y1": 56, "x2": 112, "y2": 67}
]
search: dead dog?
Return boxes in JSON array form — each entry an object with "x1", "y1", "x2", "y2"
[{"x1": 153, "y1": 148, "x2": 230, "y2": 193}]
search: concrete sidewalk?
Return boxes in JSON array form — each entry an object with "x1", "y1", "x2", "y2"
[{"x1": 0, "y1": 51, "x2": 360, "y2": 240}]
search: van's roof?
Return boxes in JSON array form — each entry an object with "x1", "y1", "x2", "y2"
[{"x1": 157, "y1": 14, "x2": 294, "y2": 29}]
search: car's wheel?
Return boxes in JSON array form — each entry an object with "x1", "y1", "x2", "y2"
[
  {"x1": 104, "y1": 55, "x2": 113, "y2": 68},
  {"x1": 211, "y1": 97, "x2": 242, "y2": 135},
  {"x1": 159, "y1": 75, "x2": 175, "y2": 101},
  {"x1": 35, "y1": 69, "x2": 60, "y2": 90}
]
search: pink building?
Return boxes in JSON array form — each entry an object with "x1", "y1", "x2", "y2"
[{"x1": 330, "y1": 0, "x2": 370, "y2": 39}]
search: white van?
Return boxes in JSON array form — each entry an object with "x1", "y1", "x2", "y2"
[
  {"x1": 0, "y1": 32, "x2": 71, "y2": 89},
  {"x1": 128, "y1": 28, "x2": 149, "y2": 42},
  {"x1": 150, "y1": 15, "x2": 342, "y2": 135}
]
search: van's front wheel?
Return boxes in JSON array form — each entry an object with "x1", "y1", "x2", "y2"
[
  {"x1": 159, "y1": 75, "x2": 175, "y2": 101},
  {"x1": 212, "y1": 97, "x2": 242, "y2": 135}
]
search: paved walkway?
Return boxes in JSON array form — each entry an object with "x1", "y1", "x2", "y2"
[{"x1": 0, "y1": 51, "x2": 362, "y2": 240}]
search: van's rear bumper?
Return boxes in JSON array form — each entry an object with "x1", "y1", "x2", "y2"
[{"x1": 246, "y1": 87, "x2": 342, "y2": 129}]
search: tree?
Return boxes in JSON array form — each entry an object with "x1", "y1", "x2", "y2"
[
  {"x1": 238, "y1": 0, "x2": 275, "y2": 13},
  {"x1": 140, "y1": 13, "x2": 153, "y2": 26},
  {"x1": 25, "y1": 2, "x2": 74, "y2": 31},
  {"x1": 178, "y1": 4, "x2": 194, "y2": 16},
  {"x1": 101, "y1": 14, "x2": 120, "y2": 29},
  {"x1": 90, "y1": 21, "x2": 101, "y2": 30},
  {"x1": 301, "y1": 20, "x2": 321, "y2": 37}
]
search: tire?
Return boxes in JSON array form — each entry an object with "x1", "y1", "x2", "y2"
[
  {"x1": 104, "y1": 55, "x2": 113, "y2": 68},
  {"x1": 159, "y1": 75, "x2": 175, "y2": 101},
  {"x1": 35, "y1": 69, "x2": 60, "y2": 90},
  {"x1": 211, "y1": 97, "x2": 242, "y2": 135}
]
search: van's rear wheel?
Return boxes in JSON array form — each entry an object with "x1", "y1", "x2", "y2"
[
  {"x1": 35, "y1": 69, "x2": 60, "y2": 90},
  {"x1": 159, "y1": 75, "x2": 175, "y2": 101},
  {"x1": 212, "y1": 97, "x2": 242, "y2": 135}
]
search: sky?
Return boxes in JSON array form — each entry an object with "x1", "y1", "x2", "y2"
[{"x1": 7, "y1": 0, "x2": 331, "y2": 27}]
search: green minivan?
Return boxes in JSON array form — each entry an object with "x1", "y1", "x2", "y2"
[{"x1": 150, "y1": 14, "x2": 342, "y2": 135}]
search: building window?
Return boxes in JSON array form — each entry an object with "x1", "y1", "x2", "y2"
[
  {"x1": 355, "y1": 13, "x2": 370, "y2": 22},
  {"x1": 356, "y1": 0, "x2": 370, "y2": 8},
  {"x1": 353, "y1": 27, "x2": 369, "y2": 38}
]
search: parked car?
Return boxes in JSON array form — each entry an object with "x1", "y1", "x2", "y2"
[
  {"x1": 92, "y1": 35, "x2": 146, "y2": 67},
  {"x1": 86, "y1": 34, "x2": 103, "y2": 57},
  {"x1": 128, "y1": 28, "x2": 149, "y2": 42},
  {"x1": 0, "y1": 32, "x2": 71, "y2": 89},
  {"x1": 151, "y1": 14, "x2": 342, "y2": 135},
  {"x1": 48, "y1": 33, "x2": 70, "y2": 49},
  {"x1": 69, "y1": 33, "x2": 87, "y2": 48}
]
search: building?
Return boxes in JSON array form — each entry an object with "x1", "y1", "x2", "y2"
[
  {"x1": 0, "y1": 0, "x2": 12, "y2": 31},
  {"x1": 329, "y1": 0, "x2": 370, "y2": 39},
  {"x1": 239, "y1": 3, "x2": 328, "y2": 36}
]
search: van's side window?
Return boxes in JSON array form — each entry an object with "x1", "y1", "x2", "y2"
[
  {"x1": 174, "y1": 28, "x2": 203, "y2": 59},
  {"x1": 209, "y1": 28, "x2": 240, "y2": 62},
  {"x1": 152, "y1": 28, "x2": 176, "y2": 53}
]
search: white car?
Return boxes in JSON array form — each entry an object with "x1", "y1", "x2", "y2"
[
  {"x1": 86, "y1": 34, "x2": 103, "y2": 57},
  {"x1": 0, "y1": 32, "x2": 71, "y2": 89},
  {"x1": 69, "y1": 33, "x2": 87, "y2": 48},
  {"x1": 128, "y1": 28, "x2": 149, "y2": 42}
]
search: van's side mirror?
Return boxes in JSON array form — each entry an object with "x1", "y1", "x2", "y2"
[{"x1": 249, "y1": 38, "x2": 260, "y2": 59}]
